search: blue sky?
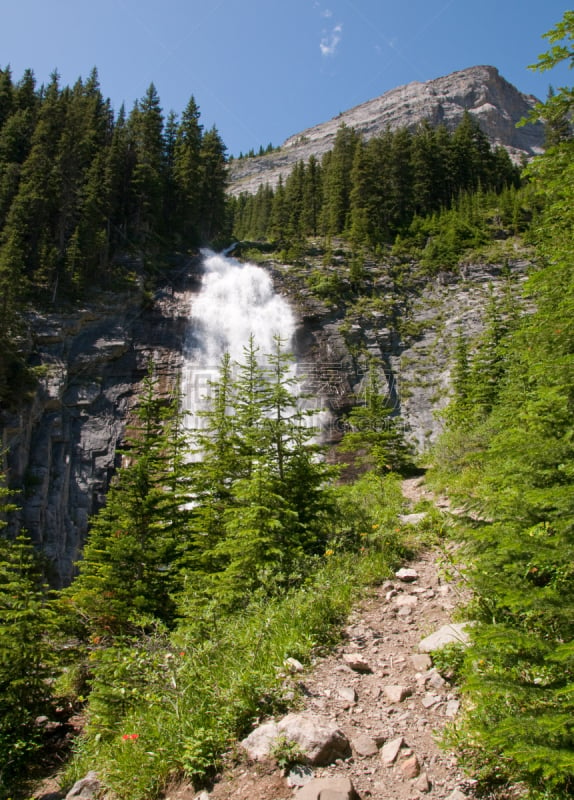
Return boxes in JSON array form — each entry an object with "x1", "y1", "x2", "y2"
[{"x1": 1, "y1": 1, "x2": 572, "y2": 157}]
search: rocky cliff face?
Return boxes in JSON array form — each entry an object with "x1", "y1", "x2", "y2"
[
  {"x1": 267, "y1": 252, "x2": 529, "y2": 453},
  {"x1": 1, "y1": 267, "x2": 197, "y2": 586},
  {"x1": 229, "y1": 65, "x2": 544, "y2": 196},
  {"x1": 1, "y1": 249, "x2": 530, "y2": 584}
]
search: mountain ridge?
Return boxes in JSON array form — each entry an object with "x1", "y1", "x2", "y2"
[{"x1": 228, "y1": 65, "x2": 544, "y2": 196}]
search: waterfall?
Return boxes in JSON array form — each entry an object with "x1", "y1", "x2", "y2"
[{"x1": 182, "y1": 249, "x2": 296, "y2": 427}]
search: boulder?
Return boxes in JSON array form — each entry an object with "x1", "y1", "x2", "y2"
[
  {"x1": 278, "y1": 713, "x2": 351, "y2": 766},
  {"x1": 418, "y1": 623, "x2": 471, "y2": 653},
  {"x1": 395, "y1": 568, "x2": 419, "y2": 583},
  {"x1": 240, "y1": 720, "x2": 281, "y2": 759},
  {"x1": 241, "y1": 713, "x2": 351, "y2": 766},
  {"x1": 65, "y1": 771, "x2": 101, "y2": 799},
  {"x1": 398, "y1": 512, "x2": 428, "y2": 526}
]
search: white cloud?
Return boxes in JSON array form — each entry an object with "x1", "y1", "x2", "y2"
[
  {"x1": 320, "y1": 23, "x2": 343, "y2": 57},
  {"x1": 321, "y1": 8, "x2": 333, "y2": 17}
]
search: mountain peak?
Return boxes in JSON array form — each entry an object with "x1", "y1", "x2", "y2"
[{"x1": 229, "y1": 65, "x2": 544, "y2": 196}]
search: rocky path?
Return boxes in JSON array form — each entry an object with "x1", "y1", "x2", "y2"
[{"x1": 169, "y1": 478, "x2": 477, "y2": 800}]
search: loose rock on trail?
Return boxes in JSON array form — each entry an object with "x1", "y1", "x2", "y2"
[{"x1": 166, "y1": 477, "x2": 479, "y2": 800}]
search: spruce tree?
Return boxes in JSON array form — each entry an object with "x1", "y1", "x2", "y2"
[
  {"x1": 197, "y1": 125, "x2": 227, "y2": 243},
  {"x1": 0, "y1": 475, "x2": 56, "y2": 782},
  {"x1": 339, "y1": 359, "x2": 413, "y2": 475},
  {"x1": 434, "y1": 15, "x2": 574, "y2": 794},
  {"x1": 64, "y1": 368, "x2": 190, "y2": 637},
  {"x1": 173, "y1": 95, "x2": 203, "y2": 244}
]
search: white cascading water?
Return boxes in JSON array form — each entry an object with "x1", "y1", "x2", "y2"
[{"x1": 181, "y1": 249, "x2": 296, "y2": 428}]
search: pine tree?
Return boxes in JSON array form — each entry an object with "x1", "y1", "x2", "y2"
[
  {"x1": 197, "y1": 125, "x2": 227, "y2": 243},
  {"x1": 64, "y1": 367, "x2": 190, "y2": 636},
  {"x1": 186, "y1": 352, "x2": 238, "y2": 578},
  {"x1": 339, "y1": 359, "x2": 413, "y2": 475},
  {"x1": 127, "y1": 83, "x2": 166, "y2": 247},
  {"x1": 0, "y1": 475, "x2": 56, "y2": 781},
  {"x1": 320, "y1": 123, "x2": 359, "y2": 236},
  {"x1": 173, "y1": 95, "x2": 203, "y2": 244}
]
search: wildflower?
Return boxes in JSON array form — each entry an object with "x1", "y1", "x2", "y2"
[
  {"x1": 372, "y1": 523, "x2": 379, "y2": 529},
  {"x1": 179, "y1": 651, "x2": 185, "y2": 657},
  {"x1": 122, "y1": 733, "x2": 139, "y2": 741},
  {"x1": 325, "y1": 549, "x2": 334, "y2": 557}
]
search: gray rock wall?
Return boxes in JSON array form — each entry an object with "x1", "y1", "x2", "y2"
[
  {"x1": 269, "y1": 257, "x2": 530, "y2": 452},
  {"x1": 1, "y1": 281, "x2": 192, "y2": 586}
]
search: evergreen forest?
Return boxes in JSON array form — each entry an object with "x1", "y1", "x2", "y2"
[{"x1": 0, "y1": 10, "x2": 573, "y2": 800}]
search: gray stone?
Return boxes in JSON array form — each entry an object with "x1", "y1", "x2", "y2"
[
  {"x1": 445, "y1": 699, "x2": 461, "y2": 717},
  {"x1": 415, "y1": 772, "x2": 431, "y2": 793},
  {"x1": 294, "y1": 776, "x2": 358, "y2": 800},
  {"x1": 240, "y1": 720, "x2": 280, "y2": 759},
  {"x1": 279, "y1": 714, "x2": 351, "y2": 766},
  {"x1": 395, "y1": 594, "x2": 419, "y2": 607},
  {"x1": 351, "y1": 733, "x2": 379, "y2": 757},
  {"x1": 410, "y1": 653, "x2": 432, "y2": 671},
  {"x1": 381, "y1": 736, "x2": 404, "y2": 765},
  {"x1": 398, "y1": 512, "x2": 428, "y2": 526},
  {"x1": 421, "y1": 693, "x2": 442, "y2": 709},
  {"x1": 241, "y1": 713, "x2": 351, "y2": 766},
  {"x1": 384, "y1": 685, "x2": 412, "y2": 703},
  {"x1": 342, "y1": 652, "x2": 372, "y2": 673},
  {"x1": 287, "y1": 764, "x2": 315, "y2": 787},
  {"x1": 418, "y1": 623, "x2": 472, "y2": 653},
  {"x1": 338, "y1": 686, "x2": 358, "y2": 704},
  {"x1": 285, "y1": 657, "x2": 305, "y2": 673},
  {"x1": 395, "y1": 568, "x2": 419, "y2": 582},
  {"x1": 426, "y1": 668, "x2": 447, "y2": 689},
  {"x1": 65, "y1": 771, "x2": 101, "y2": 799},
  {"x1": 446, "y1": 790, "x2": 468, "y2": 800}
]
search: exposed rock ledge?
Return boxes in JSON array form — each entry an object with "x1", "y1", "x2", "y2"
[{"x1": 229, "y1": 65, "x2": 544, "y2": 197}]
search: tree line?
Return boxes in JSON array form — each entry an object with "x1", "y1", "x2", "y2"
[{"x1": 229, "y1": 113, "x2": 521, "y2": 250}]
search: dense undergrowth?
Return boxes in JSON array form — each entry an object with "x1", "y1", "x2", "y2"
[
  {"x1": 426, "y1": 15, "x2": 574, "y2": 797},
  {"x1": 64, "y1": 526, "x2": 406, "y2": 798},
  {"x1": 1, "y1": 468, "x2": 420, "y2": 800}
]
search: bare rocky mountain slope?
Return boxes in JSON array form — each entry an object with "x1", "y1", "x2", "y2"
[{"x1": 229, "y1": 65, "x2": 544, "y2": 196}]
